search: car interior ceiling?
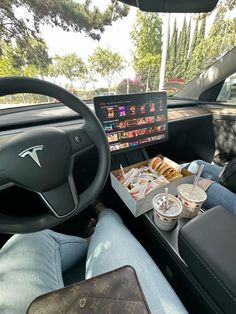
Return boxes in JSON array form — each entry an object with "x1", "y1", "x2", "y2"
[{"x1": 119, "y1": 0, "x2": 219, "y2": 13}]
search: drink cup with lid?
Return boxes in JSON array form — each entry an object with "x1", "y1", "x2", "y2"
[
  {"x1": 152, "y1": 191, "x2": 182, "y2": 231},
  {"x1": 177, "y1": 183, "x2": 207, "y2": 218}
]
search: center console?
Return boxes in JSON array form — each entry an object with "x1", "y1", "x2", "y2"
[
  {"x1": 144, "y1": 209, "x2": 203, "y2": 264},
  {"x1": 142, "y1": 206, "x2": 236, "y2": 314}
]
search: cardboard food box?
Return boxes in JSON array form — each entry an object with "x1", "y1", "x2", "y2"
[{"x1": 110, "y1": 157, "x2": 195, "y2": 217}]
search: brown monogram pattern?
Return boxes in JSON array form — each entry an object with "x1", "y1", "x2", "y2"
[{"x1": 27, "y1": 266, "x2": 151, "y2": 314}]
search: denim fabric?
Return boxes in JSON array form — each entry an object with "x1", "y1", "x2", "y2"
[
  {"x1": 0, "y1": 230, "x2": 88, "y2": 314},
  {"x1": 86, "y1": 209, "x2": 187, "y2": 314},
  {"x1": 188, "y1": 160, "x2": 236, "y2": 214},
  {"x1": 0, "y1": 210, "x2": 187, "y2": 314}
]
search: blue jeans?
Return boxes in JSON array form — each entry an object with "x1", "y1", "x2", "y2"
[
  {"x1": 188, "y1": 160, "x2": 236, "y2": 214},
  {"x1": 0, "y1": 209, "x2": 186, "y2": 314}
]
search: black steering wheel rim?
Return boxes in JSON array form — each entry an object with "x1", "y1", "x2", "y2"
[{"x1": 0, "y1": 76, "x2": 111, "y2": 234}]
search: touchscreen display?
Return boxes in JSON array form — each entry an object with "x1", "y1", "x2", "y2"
[{"x1": 94, "y1": 92, "x2": 168, "y2": 153}]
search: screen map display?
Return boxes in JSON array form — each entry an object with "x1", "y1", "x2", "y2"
[{"x1": 94, "y1": 92, "x2": 168, "y2": 153}]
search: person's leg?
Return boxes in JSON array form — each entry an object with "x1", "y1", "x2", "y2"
[
  {"x1": 187, "y1": 160, "x2": 236, "y2": 214},
  {"x1": 204, "y1": 182, "x2": 236, "y2": 214},
  {"x1": 49, "y1": 231, "x2": 88, "y2": 273},
  {"x1": 86, "y1": 209, "x2": 187, "y2": 314},
  {"x1": 0, "y1": 230, "x2": 88, "y2": 314},
  {"x1": 187, "y1": 160, "x2": 222, "y2": 182}
]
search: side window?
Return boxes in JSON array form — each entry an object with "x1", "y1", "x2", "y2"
[{"x1": 217, "y1": 73, "x2": 236, "y2": 104}]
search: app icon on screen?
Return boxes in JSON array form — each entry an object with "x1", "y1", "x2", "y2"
[
  {"x1": 119, "y1": 106, "x2": 126, "y2": 117},
  {"x1": 130, "y1": 105, "x2": 136, "y2": 115}
]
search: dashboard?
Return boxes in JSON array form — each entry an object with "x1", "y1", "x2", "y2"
[
  {"x1": 0, "y1": 98, "x2": 214, "y2": 181},
  {"x1": 0, "y1": 99, "x2": 210, "y2": 148}
]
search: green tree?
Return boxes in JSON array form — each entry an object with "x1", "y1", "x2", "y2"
[
  {"x1": 186, "y1": 20, "x2": 191, "y2": 60},
  {"x1": 203, "y1": 8, "x2": 236, "y2": 67},
  {"x1": 186, "y1": 6, "x2": 236, "y2": 81},
  {"x1": 217, "y1": 0, "x2": 236, "y2": 10},
  {"x1": 89, "y1": 47, "x2": 125, "y2": 92},
  {"x1": 116, "y1": 78, "x2": 143, "y2": 94},
  {"x1": 131, "y1": 11, "x2": 162, "y2": 91},
  {"x1": 48, "y1": 63, "x2": 60, "y2": 83},
  {"x1": 189, "y1": 19, "x2": 199, "y2": 57},
  {"x1": 0, "y1": 0, "x2": 129, "y2": 42},
  {"x1": 174, "y1": 17, "x2": 189, "y2": 78},
  {"x1": 185, "y1": 15, "x2": 207, "y2": 80},
  {"x1": 196, "y1": 15, "x2": 206, "y2": 47},
  {"x1": 0, "y1": 37, "x2": 50, "y2": 77},
  {"x1": 13, "y1": 37, "x2": 51, "y2": 77},
  {"x1": 0, "y1": 45, "x2": 19, "y2": 76},
  {"x1": 166, "y1": 19, "x2": 178, "y2": 79},
  {"x1": 52, "y1": 53, "x2": 87, "y2": 88},
  {"x1": 180, "y1": 19, "x2": 191, "y2": 79}
]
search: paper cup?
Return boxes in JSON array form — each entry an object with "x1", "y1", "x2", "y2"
[
  {"x1": 152, "y1": 193, "x2": 182, "y2": 231},
  {"x1": 177, "y1": 184, "x2": 207, "y2": 219}
]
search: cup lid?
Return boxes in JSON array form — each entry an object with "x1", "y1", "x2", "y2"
[
  {"x1": 177, "y1": 184, "x2": 207, "y2": 203},
  {"x1": 152, "y1": 193, "x2": 182, "y2": 217}
]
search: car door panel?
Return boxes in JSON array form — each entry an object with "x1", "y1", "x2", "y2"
[{"x1": 206, "y1": 104, "x2": 236, "y2": 164}]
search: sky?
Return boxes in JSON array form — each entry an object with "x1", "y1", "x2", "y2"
[
  {"x1": 40, "y1": 4, "x2": 137, "y2": 85},
  {"x1": 41, "y1": 8, "x2": 136, "y2": 64}
]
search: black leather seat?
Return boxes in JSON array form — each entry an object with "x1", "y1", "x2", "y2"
[{"x1": 179, "y1": 206, "x2": 236, "y2": 313}]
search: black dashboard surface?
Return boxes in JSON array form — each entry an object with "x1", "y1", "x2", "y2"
[
  {"x1": 0, "y1": 99, "x2": 211, "y2": 148},
  {"x1": 0, "y1": 98, "x2": 202, "y2": 129}
]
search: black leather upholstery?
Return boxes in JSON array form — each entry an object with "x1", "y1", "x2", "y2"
[{"x1": 179, "y1": 206, "x2": 236, "y2": 313}]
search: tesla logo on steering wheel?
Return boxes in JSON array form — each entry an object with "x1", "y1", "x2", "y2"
[{"x1": 18, "y1": 145, "x2": 44, "y2": 168}]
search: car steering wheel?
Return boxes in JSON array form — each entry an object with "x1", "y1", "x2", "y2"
[{"x1": 0, "y1": 77, "x2": 111, "y2": 234}]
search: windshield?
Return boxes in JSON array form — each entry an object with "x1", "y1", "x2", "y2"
[{"x1": 0, "y1": 0, "x2": 235, "y2": 107}]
